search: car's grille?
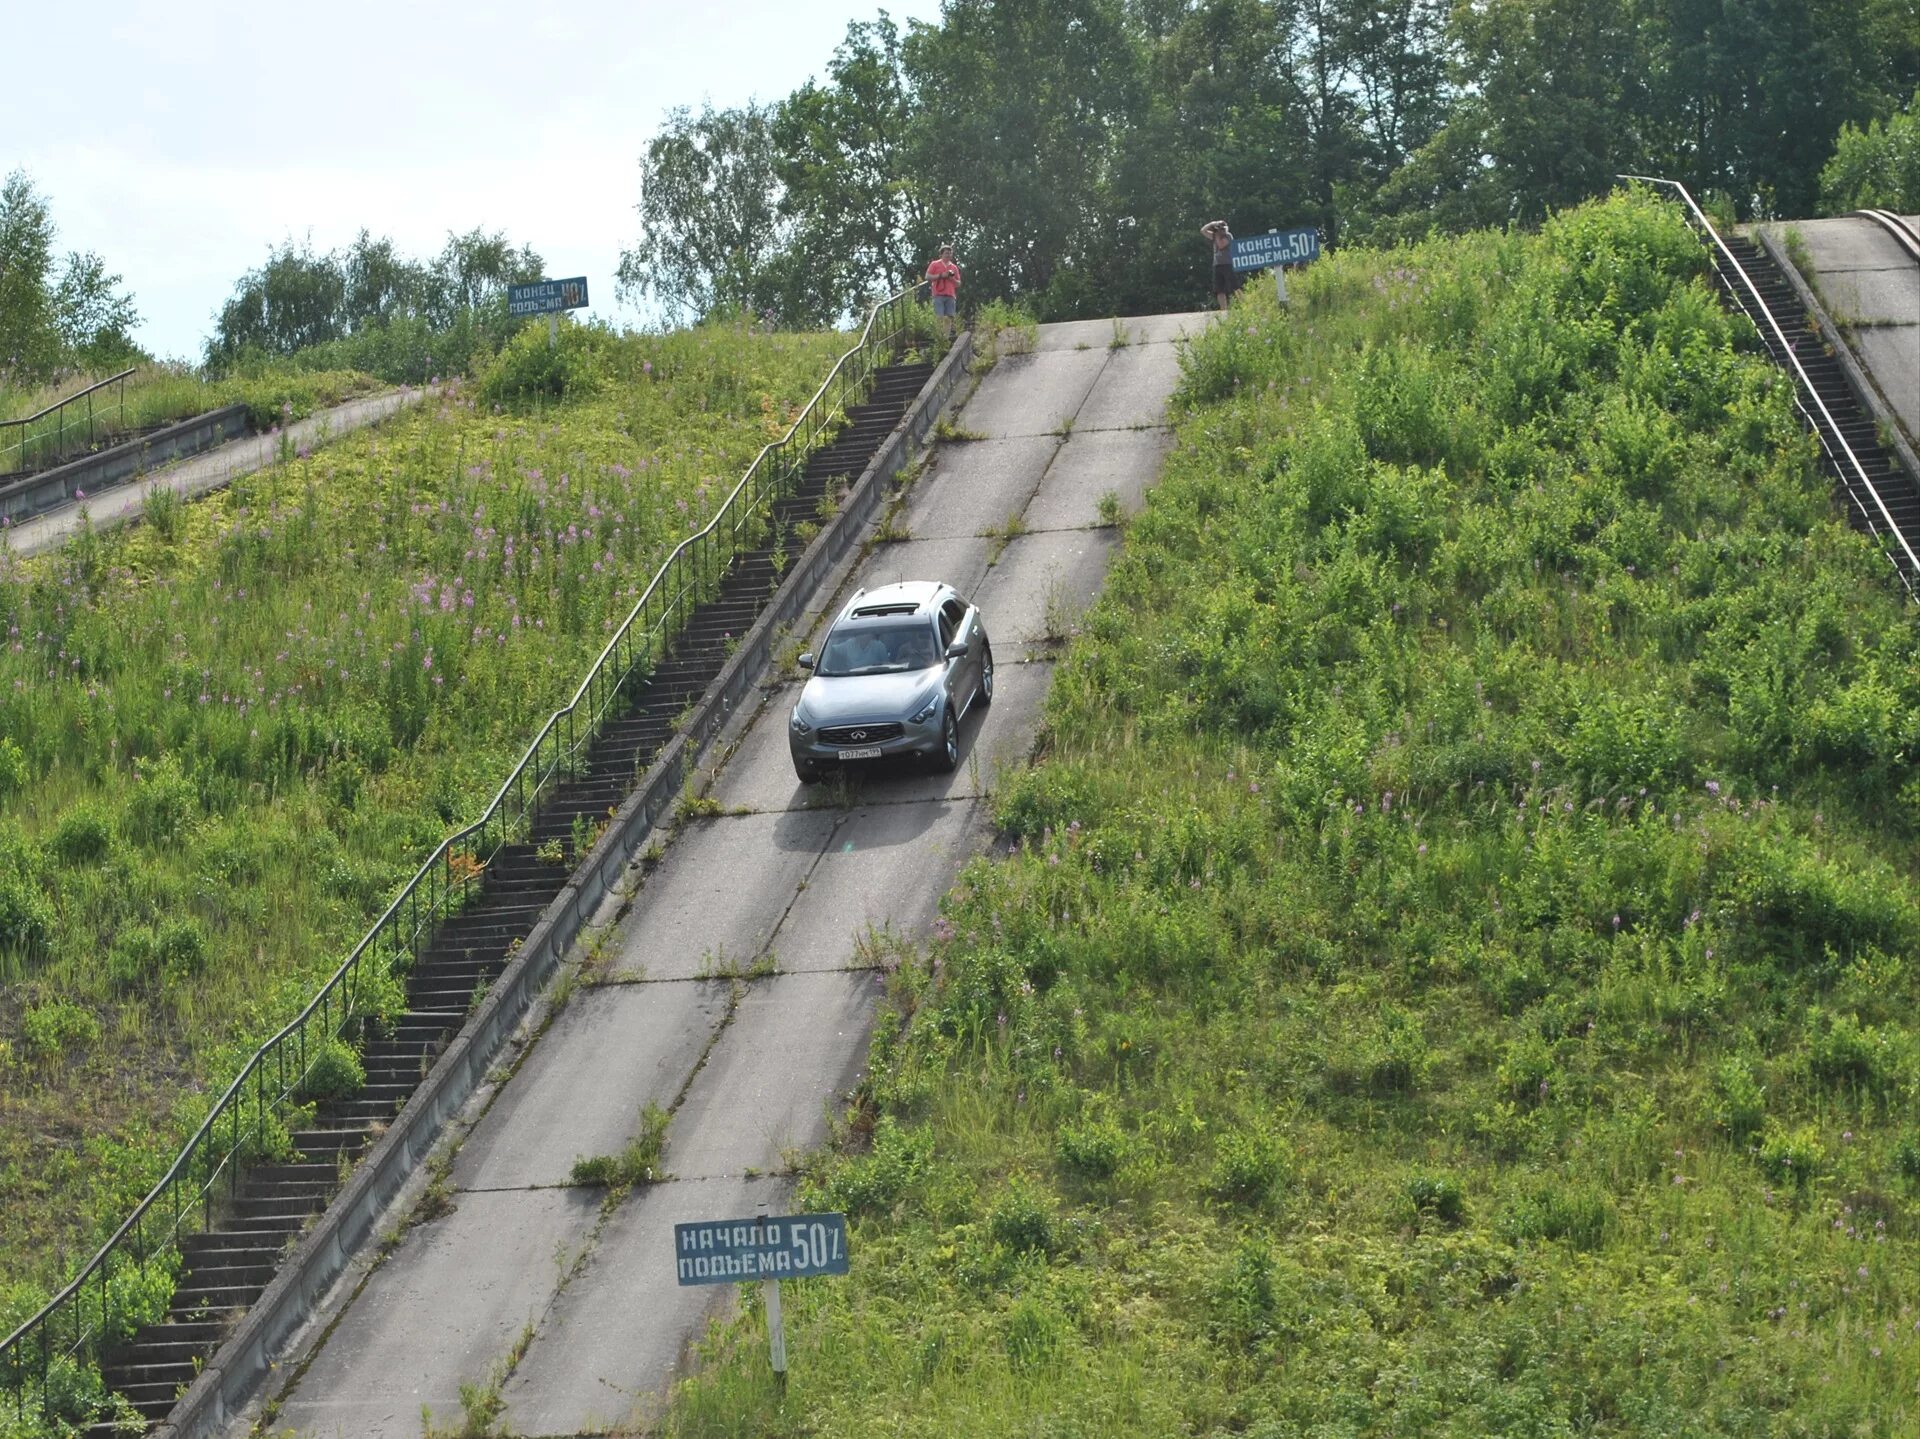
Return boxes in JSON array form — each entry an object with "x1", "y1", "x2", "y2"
[{"x1": 820, "y1": 723, "x2": 904, "y2": 745}]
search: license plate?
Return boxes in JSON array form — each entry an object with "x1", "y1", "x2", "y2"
[{"x1": 837, "y1": 747, "x2": 883, "y2": 761}]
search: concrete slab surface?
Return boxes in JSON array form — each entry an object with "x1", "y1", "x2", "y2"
[
  {"x1": 958, "y1": 348, "x2": 1110, "y2": 438},
  {"x1": 706, "y1": 684, "x2": 848, "y2": 814},
  {"x1": 453, "y1": 981, "x2": 730, "y2": 1190},
  {"x1": 270, "y1": 1186, "x2": 599, "y2": 1438},
  {"x1": 974, "y1": 527, "x2": 1121, "y2": 647},
  {"x1": 1076, "y1": 340, "x2": 1186, "y2": 432},
  {"x1": 664, "y1": 969, "x2": 886, "y2": 1177},
  {"x1": 768, "y1": 799, "x2": 987, "y2": 973},
  {"x1": 602, "y1": 809, "x2": 837, "y2": 981},
  {"x1": 1130, "y1": 310, "x2": 1217, "y2": 345},
  {"x1": 1030, "y1": 317, "x2": 1129, "y2": 353},
  {"x1": 851, "y1": 533, "x2": 995, "y2": 597},
  {"x1": 499, "y1": 1173, "x2": 787, "y2": 1436},
  {"x1": 903, "y1": 434, "x2": 1059, "y2": 539},
  {"x1": 1022, "y1": 426, "x2": 1174, "y2": 531}
]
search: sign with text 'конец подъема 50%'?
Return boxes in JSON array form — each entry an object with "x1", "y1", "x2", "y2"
[
  {"x1": 508, "y1": 277, "x2": 590, "y2": 317},
  {"x1": 1231, "y1": 229, "x2": 1321, "y2": 273}
]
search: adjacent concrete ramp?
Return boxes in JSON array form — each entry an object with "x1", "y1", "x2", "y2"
[
  {"x1": 1762, "y1": 214, "x2": 1920, "y2": 450},
  {"x1": 2, "y1": 385, "x2": 434, "y2": 560},
  {"x1": 244, "y1": 314, "x2": 1206, "y2": 1438}
]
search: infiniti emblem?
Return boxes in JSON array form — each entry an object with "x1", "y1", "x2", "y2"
[{"x1": 849, "y1": 729, "x2": 868, "y2": 741}]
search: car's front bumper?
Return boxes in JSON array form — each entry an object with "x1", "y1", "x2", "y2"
[{"x1": 790, "y1": 711, "x2": 944, "y2": 767}]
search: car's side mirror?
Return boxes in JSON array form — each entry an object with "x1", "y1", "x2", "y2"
[
  {"x1": 945, "y1": 640, "x2": 969, "y2": 659},
  {"x1": 798, "y1": 652, "x2": 816, "y2": 669}
]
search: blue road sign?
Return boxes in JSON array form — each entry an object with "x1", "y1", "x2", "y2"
[
  {"x1": 1231, "y1": 229, "x2": 1320, "y2": 273},
  {"x1": 674, "y1": 1213, "x2": 850, "y2": 1287},
  {"x1": 508, "y1": 276, "x2": 590, "y2": 317}
]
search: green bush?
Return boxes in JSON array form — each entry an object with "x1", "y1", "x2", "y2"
[
  {"x1": 107, "y1": 925, "x2": 162, "y2": 991},
  {"x1": 1056, "y1": 1114, "x2": 1127, "y2": 1181},
  {"x1": 1711, "y1": 1054, "x2": 1768, "y2": 1141},
  {"x1": 124, "y1": 756, "x2": 199, "y2": 847},
  {"x1": 155, "y1": 916, "x2": 209, "y2": 981},
  {"x1": 295, "y1": 1037, "x2": 366, "y2": 1103},
  {"x1": 1757, "y1": 1124, "x2": 1825, "y2": 1188},
  {"x1": 0, "y1": 869, "x2": 54, "y2": 969},
  {"x1": 477, "y1": 320, "x2": 609, "y2": 408},
  {"x1": 827, "y1": 1118, "x2": 932, "y2": 1216},
  {"x1": 0, "y1": 736, "x2": 27, "y2": 793},
  {"x1": 49, "y1": 804, "x2": 114, "y2": 865},
  {"x1": 1406, "y1": 1173, "x2": 1467, "y2": 1225},
  {"x1": 22, "y1": 999, "x2": 101, "y2": 1061},
  {"x1": 987, "y1": 1177, "x2": 1055, "y2": 1255},
  {"x1": 1208, "y1": 1126, "x2": 1289, "y2": 1207}
]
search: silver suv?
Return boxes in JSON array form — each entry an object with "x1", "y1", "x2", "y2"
[{"x1": 789, "y1": 580, "x2": 993, "y2": 781}]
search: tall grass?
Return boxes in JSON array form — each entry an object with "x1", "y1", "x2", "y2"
[
  {"x1": 0, "y1": 316, "x2": 845, "y2": 1309},
  {"x1": 658, "y1": 192, "x2": 1920, "y2": 1436}
]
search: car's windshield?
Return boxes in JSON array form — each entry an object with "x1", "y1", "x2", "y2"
[{"x1": 818, "y1": 622, "x2": 937, "y2": 675}]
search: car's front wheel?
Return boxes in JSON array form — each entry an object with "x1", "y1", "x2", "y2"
[{"x1": 931, "y1": 706, "x2": 959, "y2": 772}]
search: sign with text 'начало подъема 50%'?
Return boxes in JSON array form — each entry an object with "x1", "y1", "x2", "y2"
[{"x1": 673, "y1": 1213, "x2": 849, "y2": 1286}]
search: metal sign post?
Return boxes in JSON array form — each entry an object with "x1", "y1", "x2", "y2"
[{"x1": 674, "y1": 1209, "x2": 850, "y2": 1379}]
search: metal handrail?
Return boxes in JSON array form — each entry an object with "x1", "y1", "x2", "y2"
[
  {"x1": 0, "y1": 368, "x2": 137, "y2": 476},
  {"x1": 0, "y1": 285, "x2": 929, "y2": 1428},
  {"x1": 1620, "y1": 176, "x2": 1919, "y2": 595}
]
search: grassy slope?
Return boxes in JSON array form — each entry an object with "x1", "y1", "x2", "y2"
[
  {"x1": 662, "y1": 194, "x2": 1920, "y2": 1437},
  {"x1": 0, "y1": 319, "x2": 846, "y2": 1308}
]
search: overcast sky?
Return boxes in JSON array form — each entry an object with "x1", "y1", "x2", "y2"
[{"x1": 2, "y1": 0, "x2": 945, "y2": 362}]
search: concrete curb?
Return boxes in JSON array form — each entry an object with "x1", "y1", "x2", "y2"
[
  {"x1": 1752, "y1": 226, "x2": 1920, "y2": 498},
  {"x1": 0, "y1": 404, "x2": 249, "y2": 525},
  {"x1": 154, "y1": 330, "x2": 974, "y2": 1439}
]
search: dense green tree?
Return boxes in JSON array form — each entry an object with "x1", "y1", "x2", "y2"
[
  {"x1": 205, "y1": 228, "x2": 541, "y2": 374},
  {"x1": 774, "y1": 14, "x2": 927, "y2": 312},
  {"x1": 1821, "y1": 88, "x2": 1920, "y2": 211},
  {"x1": 1109, "y1": 0, "x2": 1314, "y2": 311},
  {"x1": 902, "y1": 0, "x2": 1143, "y2": 309},
  {"x1": 0, "y1": 171, "x2": 142, "y2": 382},
  {"x1": 617, "y1": 102, "x2": 794, "y2": 324},
  {"x1": 50, "y1": 252, "x2": 141, "y2": 371},
  {"x1": 0, "y1": 171, "x2": 61, "y2": 380},
  {"x1": 613, "y1": 0, "x2": 1918, "y2": 322}
]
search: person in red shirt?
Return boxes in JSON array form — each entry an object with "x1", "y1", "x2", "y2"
[{"x1": 925, "y1": 244, "x2": 961, "y2": 337}]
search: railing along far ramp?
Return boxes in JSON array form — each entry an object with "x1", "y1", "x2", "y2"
[{"x1": 1621, "y1": 175, "x2": 1920, "y2": 599}]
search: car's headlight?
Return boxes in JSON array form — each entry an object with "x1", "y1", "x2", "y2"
[
  {"x1": 908, "y1": 692, "x2": 941, "y2": 725},
  {"x1": 790, "y1": 707, "x2": 814, "y2": 736}
]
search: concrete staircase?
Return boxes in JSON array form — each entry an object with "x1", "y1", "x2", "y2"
[{"x1": 1717, "y1": 233, "x2": 1920, "y2": 591}]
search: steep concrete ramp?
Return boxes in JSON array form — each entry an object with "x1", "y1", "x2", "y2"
[
  {"x1": 243, "y1": 314, "x2": 1207, "y2": 1438},
  {"x1": 1762, "y1": 214, "x2": 1920, "y2": 451}
]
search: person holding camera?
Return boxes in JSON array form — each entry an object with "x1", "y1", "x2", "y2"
[{"x1": 925, "y1": 244, "x2": 962, "y2": 338}]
